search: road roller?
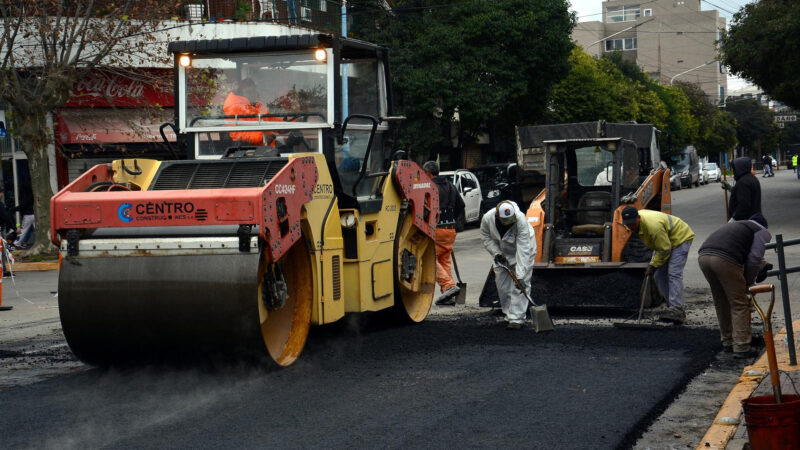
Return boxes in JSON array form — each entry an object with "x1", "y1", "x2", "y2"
[{"x1": 50, "y1": 34, "x2": 439, "y2": 366}]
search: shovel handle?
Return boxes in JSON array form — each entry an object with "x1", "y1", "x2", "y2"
[
  {"x1": 496, "y1": 263, "x2": 539, "y2": 307},
  {"x1": 451, "y1": 251, "x2": 463, "y2": 284},
  {"x1": 749, "y1": 284, "x2": 782, "y2": 402}
]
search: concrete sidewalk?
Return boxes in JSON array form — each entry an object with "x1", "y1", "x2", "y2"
[{"x1": 698, "y1": 319, "x2": 800, "y2": 449}]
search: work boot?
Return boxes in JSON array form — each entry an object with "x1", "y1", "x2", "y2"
[
  {"x1": 658, "y1": 307, "x2": 686, "y2": 324},
  {"x1": 435, "y1": 286, "x2": 460, "y2": 306}
]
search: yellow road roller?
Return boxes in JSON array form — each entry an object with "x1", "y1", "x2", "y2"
[{"x1": 50, "y1": 34, "x2": 439, "y2": 366}]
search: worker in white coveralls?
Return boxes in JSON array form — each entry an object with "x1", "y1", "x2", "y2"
[{"x1": 480, "y1": 200, "x2": 537, "y2": 329}]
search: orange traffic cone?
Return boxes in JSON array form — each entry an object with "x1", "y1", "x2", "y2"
[{"x1": 0, "y1": 239, "x2": 12, "y2": 311}]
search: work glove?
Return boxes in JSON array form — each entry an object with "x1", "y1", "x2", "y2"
[
  {"x1": 756, "y1": 263, "x2": 774, "y2": 283},
  {"x1": 494, "y1": 254, "x2": 508, "y2": 267},
  {"x1": 720, "y1": 180, "x2": 731, "y2": 191},
  {"x1": 645, "y1": 265, "x2": 657, "y2": 276}
]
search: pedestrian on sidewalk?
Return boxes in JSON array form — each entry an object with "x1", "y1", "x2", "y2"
[
  {"x1": 698, "y1": 214, "x2": 770, "y2": 358},
  {"x1": 621, "y1": 207, "x2": 695, "y2": 324},
  {"x1": 722, "y1": 157, "x2": 762, "y2": 222},
  {"x1": 480, "y1": 200, "x2": 536, "y2": 329},
  {"x1": 11, "y1": 183, "x2": 34, "y2": 249},
  {"x1": 761, "y1": 154, "x2": 773, "y2": 177},
  {"x1": 423, "y1": 161, "x2": 465, "y2": 306},
  {"x1": 794, "y1": 154, "x2": 799, "y2": 177}
]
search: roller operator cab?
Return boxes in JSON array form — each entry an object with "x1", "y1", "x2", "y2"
[{"x1": 51, "y1": 35, "x2": 439, "y2": 367}]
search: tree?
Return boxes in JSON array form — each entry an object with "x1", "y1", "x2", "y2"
[
  {"x1": 719, "y1": 0, "x2": 800, "y2": 109},
  {"x1": 545, "y1": 48, "x2": 626, "y2": 123},
  {"x1": 350, "y1": 0, "x2": 575, "y2": 159},
  {"x1": 0, "y1": 0, "x2": 179, "y2": 254},
  {"x1": 673, "y1": 81, "x2": 737, "y2": 157},
  {"x1": 725, "y1": 99, "x2": 778, "y2": 158}
]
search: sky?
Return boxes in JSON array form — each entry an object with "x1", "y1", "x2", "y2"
[{"x1": 567, "y1": 0, "x2": 756, "y2": 93}]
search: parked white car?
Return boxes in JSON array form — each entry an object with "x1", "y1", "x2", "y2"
[
  {"x1": 703, "y1": 162, "x2": 721, "y2": 183},
  {"x1": 441, "y1": 169, "x2": 482, "y2": 231}
]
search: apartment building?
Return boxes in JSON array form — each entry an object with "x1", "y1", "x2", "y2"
[{"x1": 573, "y1": 0, "x2": 726, "y2": 104}]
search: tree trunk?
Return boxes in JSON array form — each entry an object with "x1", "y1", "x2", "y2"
[{"x1": 16, "y1": 110, "x2": 57, "y2": 256}]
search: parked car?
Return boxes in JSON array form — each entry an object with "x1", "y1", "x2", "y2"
[
  {"x1": 703, "y1": 162, "x2": 721, "y2": 183},
  {"x1": 440, "y1": 169, "x2": 482, "y2": 232}
]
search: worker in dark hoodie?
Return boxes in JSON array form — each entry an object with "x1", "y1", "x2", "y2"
[
  {"x1": 423, "y1": 161, "x2": 466, "y2": 306},
  {"x1": 722, "y1": 157, "x2": 762, "y2": 222}
]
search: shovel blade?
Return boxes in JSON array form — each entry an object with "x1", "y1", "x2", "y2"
[
  {"x1": 530, "y1": 304, "x2": 554, "y2": 333},
  {"x1": 454, "y1": 282, "x2": 467, "y2": 305}
]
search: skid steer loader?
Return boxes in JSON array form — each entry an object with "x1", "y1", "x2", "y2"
[
  {"x1": 51, "y1": 34, "x2": 439, "y2": 366},
  {"x1": 479, "y1": 123, "x2": 671, "y2": 309}
]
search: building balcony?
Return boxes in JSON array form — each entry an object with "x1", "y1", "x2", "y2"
[{"x1": 176, "y1": 0, "x2": 340, "y2": 34}]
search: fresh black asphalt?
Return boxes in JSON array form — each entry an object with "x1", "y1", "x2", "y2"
[{"x1": 0, "y1": 312, "x2": 720, "y2": 449}]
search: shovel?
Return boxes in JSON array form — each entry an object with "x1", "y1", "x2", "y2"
[
  {"x1": 451, "y1": 251, "x2": 467, "y2": 305},
  {"x1": 497, "y1": 263, "x2": 554, "y2": 333},
  {"x1": 749, "y1": 284, "x2": 781, "y2": 402},
  {"x1": 613, "y1": 273, "x2": 669, "y2": 330}
]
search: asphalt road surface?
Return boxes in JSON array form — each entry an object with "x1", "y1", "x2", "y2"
[{"x1": 1, "y1": 167, "x2": 799, "y2": 449}]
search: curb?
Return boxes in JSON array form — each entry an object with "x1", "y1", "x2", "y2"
[
  {"x1": 8, "y1": 261, "x2": 59, "y2": 272},
  {"x1": 697, "y1": 319, "x2": 800, "y2": 449}
]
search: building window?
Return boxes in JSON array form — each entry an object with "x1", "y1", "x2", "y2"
[
  {"x1": 719, "y1": 62, "x2": 725, "y2": 74},
  {"x1": 607, "y1": 5, "x2": 641, "y2": 22},
  {"x1": 643, "y1": 8, "x2": 652, "y2": 16},
  {"x1": 719, "y1": 85, "x2": 725, "y2": 100},
  {"x1": 605, "y1": 37, "x2": 637, "y2": 51},
  {"x1": 301, "y1": 6, "x2": 312, "y2": 21},
  {"x1": 320, "y1": 0, "x2": 326, "y2": 12}
]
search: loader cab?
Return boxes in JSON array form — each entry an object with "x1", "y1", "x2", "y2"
[
  {"x1": 543, "y1": 138, "x2": 638, "y2": 244},
  {"x1": 168, "y1": 34, "x2": 396, "y2": 208}
]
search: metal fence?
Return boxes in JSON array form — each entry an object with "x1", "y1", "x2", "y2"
[
  {"x1": 177, "y1": 0, "x2": 342, "y2": 33},
  {"x1": 765, "y1": 234, "x2": 800, "y2": 365}
]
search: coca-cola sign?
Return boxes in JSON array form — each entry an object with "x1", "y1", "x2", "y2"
[{"x1": 66, "y1": 69, "x2": 174, "y2": 107}]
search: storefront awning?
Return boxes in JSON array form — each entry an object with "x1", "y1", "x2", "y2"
[{"x1": 57, "y1": 108, "x2": 176, "y2": 145}]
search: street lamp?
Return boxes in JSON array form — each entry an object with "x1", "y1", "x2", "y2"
[{"x1": 670, "y1": 60, "x2": 716, "y2": 85}]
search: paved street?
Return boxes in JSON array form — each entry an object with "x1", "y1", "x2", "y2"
[{"x1": 0, "y1": 168, "x2": 799, "y2": 449}]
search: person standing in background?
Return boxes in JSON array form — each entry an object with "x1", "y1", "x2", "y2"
[{"x1": 723, "y1": 157, "x2": 762, "y2": 222}]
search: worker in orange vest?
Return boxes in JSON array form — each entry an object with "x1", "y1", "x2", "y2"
[{"x1": 223, "y1": 78, "x2": 277, "y2": 146}]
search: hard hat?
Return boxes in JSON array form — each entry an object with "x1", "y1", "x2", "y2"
[{"x1": 496, "y1": 201, "x2": 516, "y2": 225}]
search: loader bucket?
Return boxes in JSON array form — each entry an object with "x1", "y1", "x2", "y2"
[{"x1": 478, "y1": 263, "x2": 660, "y2": 310}]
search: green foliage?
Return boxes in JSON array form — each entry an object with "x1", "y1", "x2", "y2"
[
  {"x1": 234, "y1": 0, "x2": 251, "y2": 19},
  {"x1": 720, "y1": 0, "x2": 800, "y2": 109},
  {"x1": 673, "y1": 81, "x2": 736, "y2": 157},
  {"x1": 725, "y1": 99, "x2": 778, "y2": 156},
  {"x1": 547, "y1": 48, "x2": 697, "y2": 154},
  {"x1": 778, "y1": 122, "x2": 800, "y2": 154},
  {"x1": 546, "y1": 48, "x2": 625, "y2": 123},
  {"x1": 349, "y1": 0, "x2": 575, "y2": 158}
]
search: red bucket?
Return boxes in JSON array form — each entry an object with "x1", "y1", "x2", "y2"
[{"x1": 742, "y1": 394, "x2": 800, "y2": 450}]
